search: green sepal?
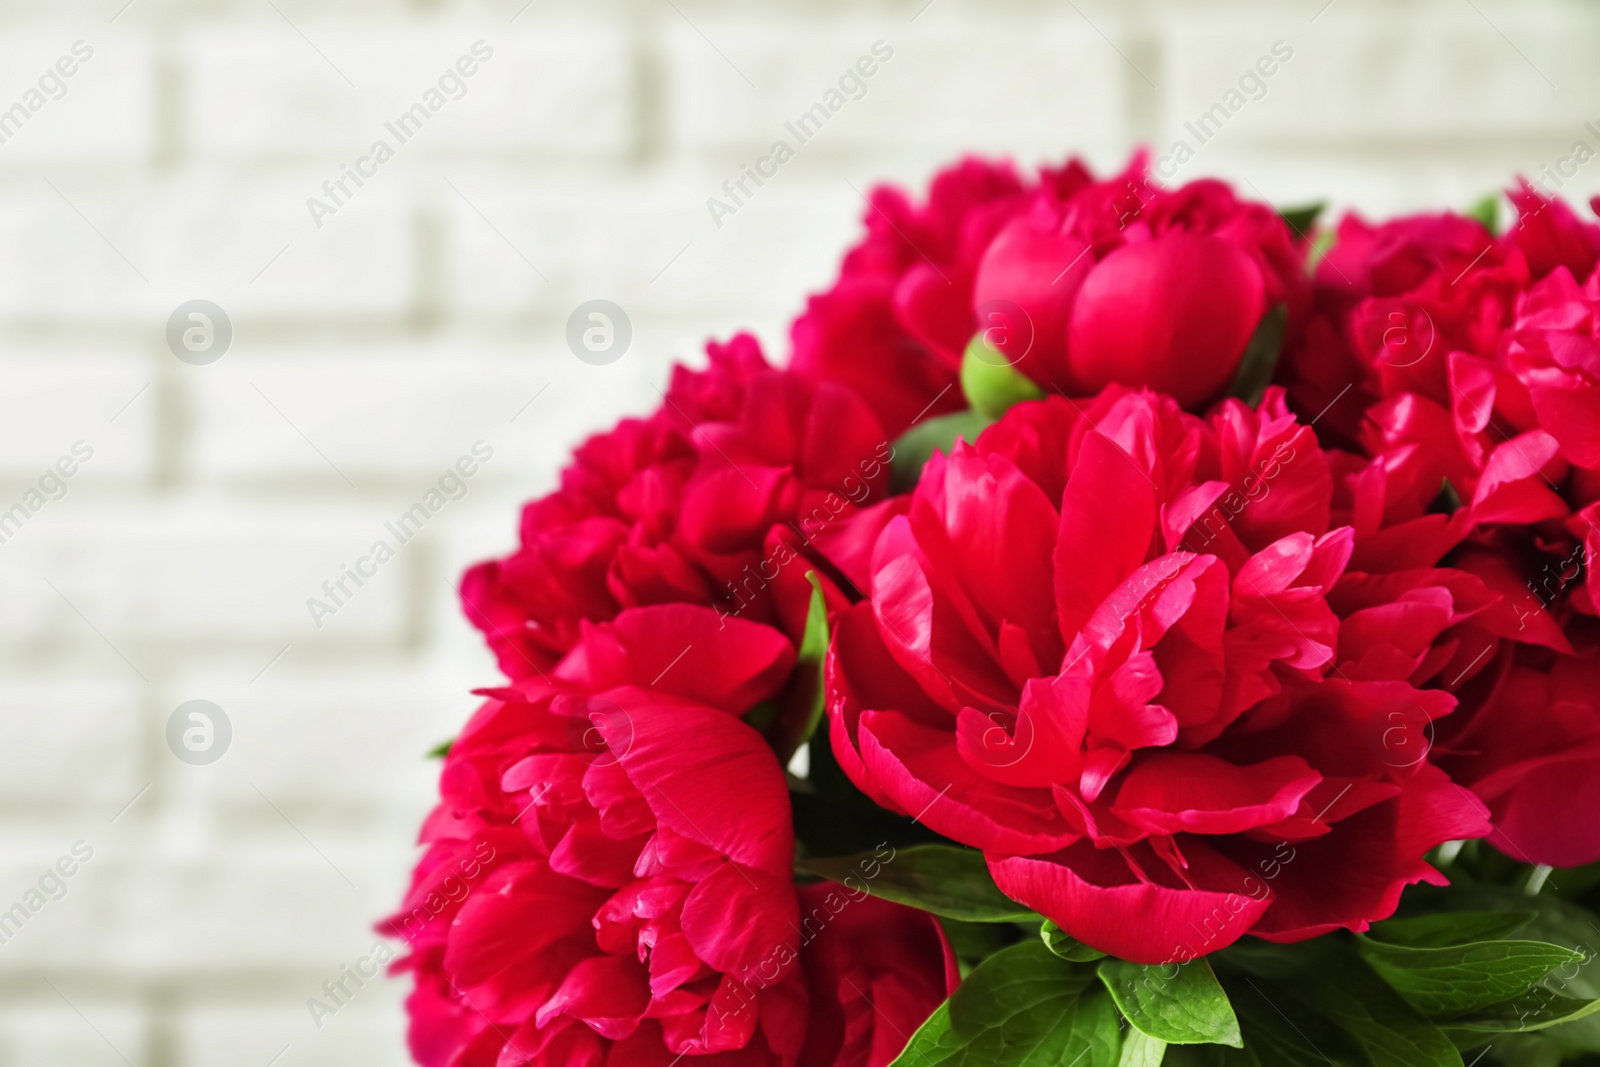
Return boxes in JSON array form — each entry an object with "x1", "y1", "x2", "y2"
[
  {"x1": 1466, "y1": 193, "x2": 1501, "y2": 234},
  {"x1": 960, "y1": 332, "x2": 1045, "y2": 420},
  {"x1": 1225, "y1": 304, "x2": 1289, "y2": 407}
]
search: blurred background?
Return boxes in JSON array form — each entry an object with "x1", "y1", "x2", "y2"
[{"x1": 1, "y1": 0, "x2": 1597, "y2": 1063}]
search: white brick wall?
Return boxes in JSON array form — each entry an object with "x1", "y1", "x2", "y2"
[{"x1": 2, "y1": 0, "x2": 1595, "y2": 1063}]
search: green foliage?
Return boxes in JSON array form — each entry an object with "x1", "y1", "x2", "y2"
[
  {"x1": 890, "y1": 409, "x2": 993, "y2": 493},
  {"x1": 1466, "y1": 193, "x2": 1501, "y2": 234},
  {"x1": 814, "y1": 784, "x2": 1600, "y2": 1067},
  {"x1": 1356, "y1": 931, "x2": 1583, "y2": 1017},
  {"x1": 788, "y1": 718, "x2": 944, "y2": 857},
  {"x1": 942, "y1": 917, "x2": 1033, "y2": 975},
  {"x1": 768, "y1": 570, "x2": 829, "y2": 765},
  {"x1": 1278, "y1": 202, "x2": 1326, "y2": 239},
  {"x1": 797, "y1": 843, "x2": 1038, "y2": 923},
  {"x1": 1225, "y1": 304, "x2": 1289, "y2": 407},
  {"x1": 1042, "y1": 920, "x2": 1107, "y2": 962},
  {"x1": 1366, "y1": 910, "x2": 1537, "y2": 949},
  {"x1": 1118, "y1": 1030, "x2": 1168, "y2": 1067},
  {"x1": 1098, "y1": 958, "x2": 1242, "y2": 1047},
  {"x1": 887, "y1": 942, "x2": 1120, "y2": 1067}
]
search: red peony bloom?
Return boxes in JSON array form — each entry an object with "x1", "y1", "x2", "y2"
[
  {"x1": 1278, "y1": 189, "x2": 1600, "y2": 869},
  {"x1": 825, "y1": 386, "x2": 1492, "y2": 963},
  {"x1": 790, "y1": 154, "x2": 1308, "y2": 429},
  {"x1": 794, "y1": 884, "x2": 959, "y2": 1067},
  {"x1": 462, "y1": 334, "x2": 891, "y2": 679},
  {"x1": 789, "y1": 158, "x2": 1027, "y2": 437},
  {"x1": 385, "y1": 601, "x2": 953, "y2": 1067},
  {"x1": 1279, "y1": 185, "x2": 1600, "y2": 470},
  {"x1": 1423, "y1": 534, "x2": 1600, "y2": 869},
  {"x1": 385, "y1": 605, "x2": 804, "y2": 1066}
]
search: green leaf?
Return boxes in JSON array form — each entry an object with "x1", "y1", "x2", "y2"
[
  {"x1": 770, "y1": 571, "x2": 829, "y2": 764},
  {"x1": 426, "y1": 738, "x2": 453, "y2": 759},
  {"x1": 941, "y1": 917, "x2": 1030, "y2": 973},
  {"x1": 1474, "y1": 1033, "x2": 1565, "y2": 1067},
  {"x1": 1356, "y1": 934, "x2": 1584, "y2": 1017},
  {"x1": 797, "y1": 843, "x2": 1038, "y2": 923},
  {"x1": 1097, "y1": 957, "x2": 1242, "y2": 1047},
  {"x1": 1118, "y1": 1029, "x2": 1167, "y2": 1067},
  {"x1": 1466, "y1": 193, "x2": 1500, "y2": 235},
  {"x1": 960, "y1": 333, "x2": 1045, "y2": 420},
  {"x1": 1161, "y1": 1046, "x2": 1259, "y2": 1067},
  {"x1": 1541, "y1": 858, "x2": 1600, "y2": 901},
  {"x1": 1367, "y1": 910, "x2": 1537, "y2": 949},
  {"x1": 789, "y1": 789, "x2": 943, "y2": 858},
  {"x1": 1441, "y1": 989, "x2": 1600, "y2": 1041},
  {"x1": 890, "y1": 409, "x2": 993, "y2": 493},
  {"x1": 1278, "y1": 202, "x2": 1325, "y2": 239},
  {"x1": 1394, "y1": 885, "x2": 1600, "y2": 1052},
  {"x1": 1225, "y1": 304, "x2": 1289, "y2": 407},
  {"x1": 1222, "y1": 977, "x2": 1359, "y2": 1067},
  {"x1": 1299, "y1": 957, "x2": 1463, "y2": 1067},
  {"x1": 1042, "y1": 919, "x2": 1106, "y2": 962},
  {"x1": 1215, "y1": 944, "x2": 1459, "y2": 1065},
  {"x1": 1401, "y1": 885, "x2": 1600, "y2": 1001},
  {"x1": 888, "y1": 941, "x2": 1119, "y2": 1067}
]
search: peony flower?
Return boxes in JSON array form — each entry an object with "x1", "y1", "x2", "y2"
[
  {"x1": 383, "y1": 604, "x2": 810, "y2": 1067},
  {"x1": 462, "y1": 334, "x2": 891, "y2": 679},
  {"x1": 793, "y1": 885, "x2": 958, "y2": 1067},
  {"x1": 1422, "y1": 531, "x2": 1600, "y2": 869},
  {"x1": 790, "y1": 158, "x2": 1027, "y2": 438},
  {"x1": 1279, "y1": 185, "x2": 1600, "y2": 484},
  {"x1": 791, "y1": 154, "x2": 1308, "y2": 426},
  {"x1": 825, "y1": 386, "x2": 1491, "y2": 963},
  {"x1": 1276, "y1": 190, "x2": 1600, "y2": 871},
  {"x1": 385, "y1": 601, "x2": 955, "y2": 1067}
]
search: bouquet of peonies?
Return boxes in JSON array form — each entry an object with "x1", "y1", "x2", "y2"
[{"x1": 383, "y1": 153, "x2": 1600, "y2": 1067}]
